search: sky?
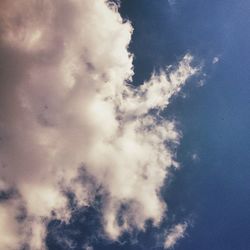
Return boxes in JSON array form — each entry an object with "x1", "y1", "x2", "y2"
[{"x1": 0, "y1": 0, "x2": 250, "y2": 250}]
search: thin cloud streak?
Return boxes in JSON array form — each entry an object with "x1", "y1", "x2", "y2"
[{"x1": 164, "y1": 222, "x2": 188, "y2": 249}]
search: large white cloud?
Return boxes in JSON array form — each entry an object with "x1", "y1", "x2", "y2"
[{"x1": 0, "y1": 0, "x2": 197, "y2": 249}]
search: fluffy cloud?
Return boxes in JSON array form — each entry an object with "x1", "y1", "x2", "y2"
[
  {"x1": 164, "y1": 222, "x2": 188, "y2": 249},
  {"x1": 0, "y1": 0, "x2": 197, "y2": 249}
]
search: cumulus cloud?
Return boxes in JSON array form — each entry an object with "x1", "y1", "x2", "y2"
[
  {"x1": 0, "y1": 0, "x2": 197, "y2": 249},
  {"x1": 164, "y1": 222, "x2": 188, "y2": 249}
]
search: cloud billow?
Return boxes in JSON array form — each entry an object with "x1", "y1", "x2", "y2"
[{"x1": 0, "y1": 0, "x2": 197, "y2": 249}]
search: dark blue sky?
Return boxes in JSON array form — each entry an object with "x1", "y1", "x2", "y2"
[
  {"x1": 47, "y1": 0, "x2": 250, "y2": 249},
  {"x1": 119, "y1": 0, "x2": 250, "y2": 249},
  {"x1": 119, "y1": 1, "x2": 250, "y2": 249}
]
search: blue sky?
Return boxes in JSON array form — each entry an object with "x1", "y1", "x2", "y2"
[
  {"x1": 0, "y1": 0, "x2": 249, "y2": 249},
  {"x1": 117, "y1": 0, "x2": 250, "y2": 249}
]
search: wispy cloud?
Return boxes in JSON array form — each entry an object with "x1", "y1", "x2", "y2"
[
  {"x1": 164, "y1": 222, "x2": 188, "y2": 249},
  {"x1": 212, "y1": 56, "x2": 220, "y2": 64}
]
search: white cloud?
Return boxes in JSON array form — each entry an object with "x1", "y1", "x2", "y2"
[
  {"x1": 212, "y1": 56, "x2": 220, "y2": 64},
  {"x1": 0, "y1": 0, "x2": 198, "y2": 249},
  {"x1": 0, "y1": 199, "x2": 23, "y2": 250},
  {"x1": 164, "y1": 222, "x2": 188, "y2": 249}
]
